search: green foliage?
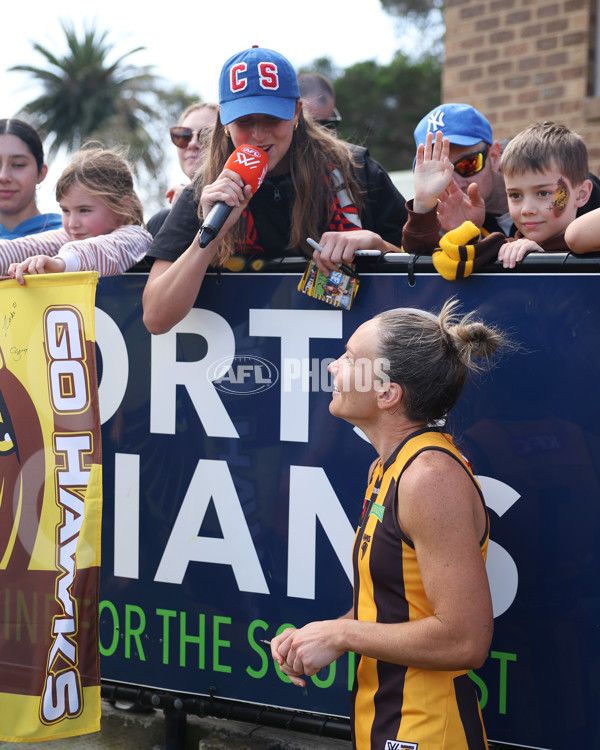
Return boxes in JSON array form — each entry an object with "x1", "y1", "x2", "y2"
[
  {"x1": 380, "y1": 0, "x2": 443, "y2": 15},
  {"x1": 298, "y1": 57, "x2": 341, "y2": 81},
  {"x1": 12, "y1": 23, "x2": 152, "y2": 155},
  {"x1": 334, "y1": 52, "x2": 442, "y2": 171},
  {"x1": 10, "y1": 21, "x2": 199, "y2": 210},
  {"x1": 379, "y1": 0, "x2": 445, "y2": 59}
]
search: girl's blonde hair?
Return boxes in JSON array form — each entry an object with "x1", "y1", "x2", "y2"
[
  {"x1": 56, "y1": 146, "x2": 144, "y2": 226},
  {"x1": 196, "y1": 107, "x2": 364, "y2": 265},
  {"x1": 178, "y1": 102, "x2": 219, "y2": 125}
]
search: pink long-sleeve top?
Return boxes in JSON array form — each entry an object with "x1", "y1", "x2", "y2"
[{"x1": 0, "y1": 224, "x2": 151, "y2": 276}]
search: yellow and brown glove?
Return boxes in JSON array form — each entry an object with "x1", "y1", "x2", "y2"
[{"x1": 433, "y1": 221, "x2": 506, "y2": 280}]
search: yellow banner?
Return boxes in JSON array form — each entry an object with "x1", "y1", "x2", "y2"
[{"x1": 0, "y1": 272, "x2": 102, "y2": 741}]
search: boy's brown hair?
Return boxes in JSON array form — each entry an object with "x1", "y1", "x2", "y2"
[{"x1": 500, "y1": 121, "x2": 589, "y2": 186}]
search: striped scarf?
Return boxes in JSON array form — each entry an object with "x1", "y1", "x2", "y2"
[{"x1": 236, "y1": 167, "x2": 362, "y2": 254}]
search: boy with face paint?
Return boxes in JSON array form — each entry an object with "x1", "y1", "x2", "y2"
[
  {"x1": 403, "y1": 121, "x2": 592, "y2": 271},
  {"x1": 497, "y1": 121, "x2": 592, "y2": 267}
]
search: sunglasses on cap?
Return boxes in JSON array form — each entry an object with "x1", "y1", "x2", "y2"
[
  {"x1": 170, "y1": 126, "x2": 212, "y2": 148},
  {"x1": 452, "y1": 144, "x2": 490, "y2": 178}
]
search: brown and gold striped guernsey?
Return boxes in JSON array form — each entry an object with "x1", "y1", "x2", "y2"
[{"x1": 351, "y1": 428, "x2": 489, "y2": 750}]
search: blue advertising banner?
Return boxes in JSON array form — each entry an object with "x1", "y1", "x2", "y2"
[{"x1": 94, "y1": 269, "x2": 600, "y2": 750}]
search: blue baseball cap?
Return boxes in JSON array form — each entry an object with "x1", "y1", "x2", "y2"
[
  {"x1": 414, "y1": 103, "x2": 493, "y2": 147},
  {"x1": 219, "y1": 46, "x2": 300, "y2": 125}
]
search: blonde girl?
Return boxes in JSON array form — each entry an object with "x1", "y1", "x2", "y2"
[{"x1": 4, "y1": 146, "x2": 151, "y2": 284}]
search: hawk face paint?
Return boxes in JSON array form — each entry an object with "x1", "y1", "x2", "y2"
[{"x1": 551, "y1": 176, "x2": 569, "y2": 217}]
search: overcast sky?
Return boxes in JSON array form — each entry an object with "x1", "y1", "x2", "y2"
[{"x1": 3, "y1": 0, "x2": 414, "y2": 212}]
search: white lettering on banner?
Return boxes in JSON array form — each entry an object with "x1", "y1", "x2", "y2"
[
  {"x1": 114, "y1": 453, "x2": 140, "y2": 579},
  {"x1": 46, "y1": 309, "x2": 83, "y2": 360},
  {"x1": 155, "y1": 459, "x2": 269, "y2": 593},
  {"x1": 41, "y1": 434, "x2": 90, "y2": 723},
  {"x1": 95, "y1": 307, "x2": 129, "y2": 426},
  {"x1": 477, "y1": 476, "x2": 520, "y2": 618},
  {"x1": 96, "y1": 303, "x2": 520, "y2": 622},
  {"x1": 41, "y1": 672, "x2": 81, "y2": 723},
  {"x1": 45, "y1": 309, "x2": 88, "y2": 412},
  {"x1": 288, "y1": 466, "x2": 354, "y2": 599},
  {"x1": 150, "y1": 308, "x2": 238, "y2": 438},
  {"x1": 41, "y1": 306, "x2": 93, "y2": 723},
  {"x1": 249, "y1": 309, "x2": 343, "y2": 442}
]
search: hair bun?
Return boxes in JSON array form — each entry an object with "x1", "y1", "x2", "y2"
[
  {"x1": 439, "y1": 298, "x2": 506, "y2": 374},
  {"x1": 447, "y1": 320, "x2": 501, "y2": 360}
]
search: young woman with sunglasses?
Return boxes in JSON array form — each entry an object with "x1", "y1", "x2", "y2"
[
  {"x1": 143, "y1": 47, "x2": 407, "y2": 335},
  {"x1": 0, "y1": 119, "x2": 62, "y2": 239},
  {"x1": 146, "y1": 103, "x2": 218, "y2": 237},
  {"x1": 170, "y1": 103, "x2": 219, "y2": 196}
]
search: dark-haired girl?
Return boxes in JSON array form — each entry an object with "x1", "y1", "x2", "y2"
[{"x1": 0, "y1": 119, "x2": 62, "y2": 239}]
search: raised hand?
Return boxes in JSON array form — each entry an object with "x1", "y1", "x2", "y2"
[
  {"x1": 413, "y1": 130, "x2": 454, "y2": 214},
  {"x1": 437, "y1": 180, "x2": 486, "y2": 233}
]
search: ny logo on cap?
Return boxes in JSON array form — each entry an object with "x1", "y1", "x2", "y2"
[{"x1": 427, "y1": 108, "x2": 445, "y2": 133}]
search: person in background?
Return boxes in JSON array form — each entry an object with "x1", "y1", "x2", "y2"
[
  {"x1": 0, "y1": 119, "x2": 62, "y2": 239},
  {"x1": 4, "y1": 146, "x2": 151, "y2": 282},
  {"x1": 298, "y1": 72, "x2": 342, "y2": 130},
  {"x1": 146, "y1": 102, "x2": 218, "y2": 237},
  {"x1": 403, "y1": 122, "x2": 592, "y2": 271},
  {"x1": 143, "y1": 46, "x2": 407, "y2": 335},
  {"x1": 413, "y1": 103, "x2": 600, "y2": 239},
  {"x1": 413, "y1": 103, "x2": 512, "y2": 236},
  {"x1": 271, "y1": 299, "x2": 502, "y2": 750}
]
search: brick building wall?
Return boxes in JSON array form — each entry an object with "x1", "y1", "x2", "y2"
[{"x1": 442, "y1": 0, "x2": 600, "y2": 174}]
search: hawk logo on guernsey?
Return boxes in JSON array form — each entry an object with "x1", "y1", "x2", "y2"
[
  {"x1": 360, "y1": 534, "x2": 371, "y2": 559},
  {"x1": 384, "y1": 741, "x2": 418, "y2": 750}
]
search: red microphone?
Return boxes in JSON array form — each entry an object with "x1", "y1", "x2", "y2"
[{"x1": 198, "y1": 144, "x2": 268, "y2": 248}]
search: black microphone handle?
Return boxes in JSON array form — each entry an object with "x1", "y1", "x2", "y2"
[{"x1": 198, "y1": 202, "x2": 234, "y2": 248}]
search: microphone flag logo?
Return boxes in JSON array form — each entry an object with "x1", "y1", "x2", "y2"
[{"x1": 234, "y1": 150, "x2": 262, "y2": 169}]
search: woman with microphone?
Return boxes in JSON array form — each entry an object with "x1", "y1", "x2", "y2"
[{"x1": 142, "y1": 46, "x2": 407, "y2": 335}]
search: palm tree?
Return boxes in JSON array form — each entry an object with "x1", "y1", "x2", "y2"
[
  {"x1": 10, "y1": 21, "x2": 198, "y2": 210},
  {"x1": 11, "y1": 22, "x2": 169, "y2": 173}
]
